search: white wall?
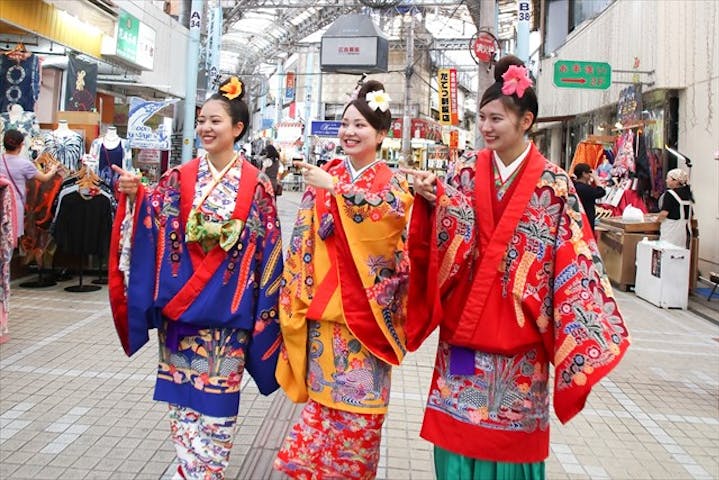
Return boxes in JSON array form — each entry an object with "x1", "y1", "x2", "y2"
[
  {"x1": 115, "y1": 0, "x2": 189, "y2": 99},
  {"x1": 536, "y1": 0, "x2": 719, "y2": 272}
]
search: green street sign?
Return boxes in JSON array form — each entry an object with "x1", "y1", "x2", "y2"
[
  {"x1": 553, "y1": 60, "x2": 611, "y2": 89},
  {"x1": 117, "y1": 10, "x2": 140, "y2": 63}
]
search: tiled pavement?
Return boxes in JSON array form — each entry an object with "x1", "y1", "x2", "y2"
[{"x1": 1, "y1": 190, "x2": 718, "y2": 480}]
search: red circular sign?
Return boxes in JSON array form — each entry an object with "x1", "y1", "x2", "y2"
[{"x1": 471, "y1": 31, "x2": 498, "y2": 64}]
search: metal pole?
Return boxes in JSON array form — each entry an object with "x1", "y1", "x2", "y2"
[
  {"x1": 516, "y1": 0, "x2": 530, "y2": 62},
  {"x1": 401, "y1": 13, "x2": 414, "y2": 166},
  {"x1": 303, "y1": 52, "x2": 314, "y2": 162},
  {"x1": 474, "y1": 0, "x2": 498, "y2": 149},
  {"x1": 181, "y1": 0, "x2": 202, "y2": 164},
  {"x1": 275, "y1": 58, "x2": 283, "y2": 142}
]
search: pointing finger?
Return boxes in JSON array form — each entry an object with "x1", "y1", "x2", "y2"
[{"x1": 293, "y1": 161, "x2": 312, "y2": 170}]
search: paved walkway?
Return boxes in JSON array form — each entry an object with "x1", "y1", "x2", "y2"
[{"x1": 1, "y1": 191, "x2": 718, "y2": 480}]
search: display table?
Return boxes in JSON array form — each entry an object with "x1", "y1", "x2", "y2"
[{"x1": 597, "y1": 215, "x2": 698, "y2": 291}]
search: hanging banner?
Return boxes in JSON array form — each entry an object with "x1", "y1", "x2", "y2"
[
  {"x1": 65, "y1": 55, "x2": 98, "y2": 111},
  {"x1": 284, "y1": 72, "x2": 296, "y2": 103},
  {"x1": 128, "y1": 97, "x2": 179, "y2": 150},
  {"x1": 438, "y1": 68, "x2": 458, "y2": 126},
  {"x1": 617, "y1": 84, "x2": 642, "y2": 126}
]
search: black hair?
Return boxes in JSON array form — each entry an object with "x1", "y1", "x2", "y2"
[
  {"x1": 2, "y1": 129, "x2": 24, "y2": 151},
  {"x1": 264, "y1": 144, "x2": 279, "y2": 160},
  {"x1": 573, "y1": 162, "x2": 592, "y2": 178},
  {"x1": 342, "y1": 79, "x2": 392, "y2": 150},
  {"x1": 206, "y1": 77, "x2": 250, "y2": 142},
  {"x1": 480, "y1": 55, "x2": 539, "y2": 132}
]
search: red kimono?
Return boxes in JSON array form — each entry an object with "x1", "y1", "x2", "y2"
[{"x1": 407, "y1": 144, "x2": 630, "y2": 463}]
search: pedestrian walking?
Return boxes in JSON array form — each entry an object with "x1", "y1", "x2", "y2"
[
  {"x1": 274, "y1": 79, "x2": 413, "y2": 479},
  {"x1": 403, "y1": 55, "x2": 631, "y2": 480},
  {"x1": 108, "y1": 76, "x2": 283, "y2": 480}
]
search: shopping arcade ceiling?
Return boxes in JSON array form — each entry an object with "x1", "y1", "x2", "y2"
[{"x1": 218, "y1": 0, "x2": 526, "y2": 96}]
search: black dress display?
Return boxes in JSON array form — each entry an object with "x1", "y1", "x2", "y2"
[{"x1": 52, "y1": 179, "x2": 114, "y2": 292}]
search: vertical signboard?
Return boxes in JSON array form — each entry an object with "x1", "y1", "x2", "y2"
[
  {"x1": 449, "y1": 68, "x2": 458, "y2": 125},
  {"x1": 285, "y1": 72, "x2": 296, "y2": 103},
  {"x1": 116, "y1": 10, "x2": 155, "y2": 70},
  {"x1": 438, "y1": 68, "x2": 458, "y2": 126}
]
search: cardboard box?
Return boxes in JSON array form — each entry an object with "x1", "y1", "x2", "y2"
[
  {"x1": 56, "y1": 111, "x2": 100, "y2": 125},
  {"x1": 599, "y1": 215, "x2": 697, "y2": 234},
  {"x1": 600, "y1": 216, "x2": 660, "y2": 233},
  {"x1": 598, "y1": 230, "x2": 659, "y2": 289}
]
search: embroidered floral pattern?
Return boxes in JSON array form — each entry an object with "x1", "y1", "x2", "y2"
[
  {"x1": 274, "y1": 399, "x2": 384, "y2": 480},
  {"x1": 168, "y1": 404, "x2": 237, "y2": 480},
  {"x1": 427, "y1": 341, "x2": 549, "y2": 433},
  {"x1": 307, "y1": 321, "x2": 391, "y2": 409}
]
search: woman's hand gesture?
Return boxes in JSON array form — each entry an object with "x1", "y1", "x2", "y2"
[
  {"x1": 111, "y1": 164, "x2": 141, "y2": 200},
  {"x1": 400, "y1": 168, "x2": 437, "y2": 203},
  {"x1": 295, "y1": 161, "x2": 334, "y2": 192}
]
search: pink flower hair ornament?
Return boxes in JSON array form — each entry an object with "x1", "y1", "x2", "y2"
[{"x1": 501, "y1": 64, "x2": 533, "y2": 98}]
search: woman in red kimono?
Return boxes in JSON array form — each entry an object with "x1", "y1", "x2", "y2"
[
  {"x1": 110, "y1": 77, "x2": 283, "y2": 480},
  {"x1": 403, "y1": 56, "x2": 631, "y2": 479},
  {"x1": 274, "y1": 80, "x2": 413, "y2": 479}
]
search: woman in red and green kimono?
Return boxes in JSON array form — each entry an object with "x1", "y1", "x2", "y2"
[
  {"x1": 274, "y1": 80, "x2": 413, "y2": 479},
  {"x1": 403, "y1": 56, "x2": 631, "y2": 479},
  {"x1": 109, "y1": 77, "x2": 283, "y2": 480}
]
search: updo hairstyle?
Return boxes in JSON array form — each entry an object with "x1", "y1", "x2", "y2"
[
  {"x1": 343, "y1": 79, "x2": 392, "y2": 133},
  {"x1": 206, "y1": 77, "x2": 250, "y2": 142},
  {"x1": 480, "y1": 55, "x2": 539, "y2": 132}
]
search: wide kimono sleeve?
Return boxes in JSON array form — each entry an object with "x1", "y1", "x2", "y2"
[
  {"x1": 243, "y1": 179, "x2": 284, "y2": 395},
  {"x1": 277, "y1": 161, "x2": 413, "y2": 402},
  {"x1": 275, "y1": 187, "x2": 316, "y2": 402},
  {"x1": 405, "y1": 153, "x2": 480, "y2": 351},
  {"x1": 331, "y1": 169, "x2": 413, "y2": 366},
  {"x1": 108, "y1": 181, "x2": 163, "y2": 357},
  {"x1": 546, "y1": 173, "x2": 631, "y2": 423}
]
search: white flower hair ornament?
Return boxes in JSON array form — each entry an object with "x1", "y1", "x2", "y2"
[{"x1": 365, "y1": 90, "x2": 392, "y2": 112}]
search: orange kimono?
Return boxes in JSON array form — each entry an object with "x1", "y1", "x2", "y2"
[
  {"x1": 276, "y1": 158, "x2": 413, "y2": 413},
  {"x1": 407, "y1": 144, "x2": 630, "y2": 463}
]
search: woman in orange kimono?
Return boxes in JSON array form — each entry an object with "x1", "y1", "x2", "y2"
[
  {"x1": 403, "y1": 56, "x2": 631, "y2": 479},
  {"x1": 274, "y1": 80, "x2": 413, "y2": 479}
]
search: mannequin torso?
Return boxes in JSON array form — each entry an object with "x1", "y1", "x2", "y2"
[{"x1": 102, "y1": 127, "x2": 121, "y2": 149}]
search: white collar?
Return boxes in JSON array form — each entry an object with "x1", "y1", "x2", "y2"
[
  {"x1": 346, "y1": 158, "x2": 381, "y2": 182},
  {"x1": 493, "y1": 143, "x2": 531, "y2": 182}
]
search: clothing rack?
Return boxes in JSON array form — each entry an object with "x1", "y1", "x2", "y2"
[
  {"x1": 64, "y1": 256, "x2": 101, "y2": 293},
  {"x1": 584, "y1": 134, "x2": 616, "y2": 145}
]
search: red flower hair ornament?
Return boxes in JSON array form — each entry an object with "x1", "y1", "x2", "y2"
[{"x1": 501, "y1": 65, "x2": 533, "y2": 98}]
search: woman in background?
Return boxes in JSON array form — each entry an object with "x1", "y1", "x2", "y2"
[
  {"x1": 0, "y1": 129, "x2": 58, "y2": 240},
  {"x1": 657, "y1": 167, "x2": 694, "y2": 248}
]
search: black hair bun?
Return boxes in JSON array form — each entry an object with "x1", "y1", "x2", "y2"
[
  {"x1": 494, "y1": 55, "x2": 525, "y2": 82},
  {"x1": 218, "y1": 76, "x2": 246, "y2": 101},
  {"x1": 358, "y1": 79, "x2": 386, "y2": 99}
]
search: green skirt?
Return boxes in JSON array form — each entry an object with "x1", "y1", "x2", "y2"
[{"x1": 434, "y1": 446, "x2": 545, "y2": 480}]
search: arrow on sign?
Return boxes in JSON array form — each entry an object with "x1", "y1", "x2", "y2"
[{"x1": 561, "y1": 78, "x2": 586, "y2": 84}]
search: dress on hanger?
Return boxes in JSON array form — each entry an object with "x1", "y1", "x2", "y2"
[{"x1": 44, "y1": 129, "x2": 84, "y2": 170}]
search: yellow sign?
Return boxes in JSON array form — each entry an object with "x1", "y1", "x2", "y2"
[
  {"x1": 437, "y1": 68, "x2": 458, "y2": 126},
  {"x1": 0, "y1": 0, "x2": 105, "y2": 59}
]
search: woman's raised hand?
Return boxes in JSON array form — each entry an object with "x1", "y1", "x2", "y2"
[
  {"x1": 400, "y1": 168, "x2": 437, "y2": 203},
  {"x1": 294, "y1": 161, "x2": 334, "y2": 192},
  {"x1": 111, "y1": 164, "x2": 141, "y2": 199}
]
